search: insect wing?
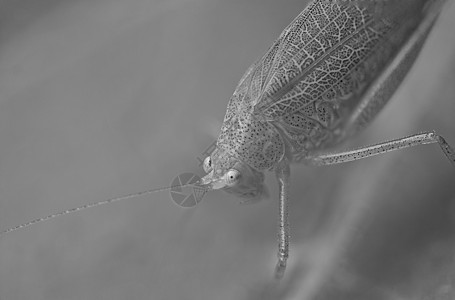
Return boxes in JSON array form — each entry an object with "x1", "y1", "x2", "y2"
[
  {"x1": 220, "y1": 0, "x2": 447, "y2": 156},
  {"x1": 345, "y1": 0, "x2": 448, "y2": 133},
  {"x1": 223, "y1": 1, "x2": 335, "y2": 122},
  {"x1": 243, "y1": 0, "x2": 447, "y2": 148},
  {"x1": 254, "y1": 1, "x2": 395, "y2": 118},
  {"x1": 256, "y1": 1, "x2": 440, "y2": 118}
]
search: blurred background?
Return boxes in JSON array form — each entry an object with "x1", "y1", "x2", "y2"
[{"x1": 0, "y1": 1, "x2": 454, "y2": 299}]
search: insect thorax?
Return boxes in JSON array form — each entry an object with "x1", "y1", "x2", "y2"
[{"x1": 217, "y1": 109, "x2": 285, "y2": 171}]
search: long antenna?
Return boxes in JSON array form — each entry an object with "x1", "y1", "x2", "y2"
[{"x1": 0, "y1": 183, "x2": 205, "y2": 236}]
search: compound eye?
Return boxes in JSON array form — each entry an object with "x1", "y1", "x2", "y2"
[
  {"x1": 225, "y1": 169, "x2": 241, "y2": 186},
  {"x1": 203, "y1": 156, "x2": 212, "y2": 173}
]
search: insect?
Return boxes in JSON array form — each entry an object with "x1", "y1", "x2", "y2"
[
  {"x1": 0, "y1": 0, "x2": 454, "y2": 283},
  {"x1": 197, "y1": 0, "x2": 455, "y2": 279}
]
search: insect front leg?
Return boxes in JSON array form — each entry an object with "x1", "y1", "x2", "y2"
[
  {"x1": 274, "y1": 158, "x2": 291, "y2": 279},
  {"x1": 303, "y1": 131, "x2": 455, "y2": 167}
]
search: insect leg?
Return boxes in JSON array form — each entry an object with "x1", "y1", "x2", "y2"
[
  {"x1": 304, "y1": 131, "x2": 455, "y2": 167},
  {"x1": 274, "y1": 158, "x2": 291, "y2": 279}
]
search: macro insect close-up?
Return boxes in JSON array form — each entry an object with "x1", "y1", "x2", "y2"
[{"x1": 0, "y1": 0, "x2": 455, "y2": 299}]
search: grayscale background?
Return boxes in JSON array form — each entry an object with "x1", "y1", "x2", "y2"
[{"x1": 0, "y1": 1, "x2": 454, "y2": 299}]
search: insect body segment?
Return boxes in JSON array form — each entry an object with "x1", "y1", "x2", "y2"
[{"x1": 217, "y1": 110, "x2": 285, "y2": 171}]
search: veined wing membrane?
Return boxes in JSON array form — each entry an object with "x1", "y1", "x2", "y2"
[{"x1": 254, "y1": 2, "x2": 381, "y2": 117}]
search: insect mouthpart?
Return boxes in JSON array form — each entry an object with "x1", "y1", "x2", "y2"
[
  {"x1": 197, "y1": 164, "x2": 268, "y2": 203},
  {"x1": 196, "y1": 170, "x2": 225, "y2": 190}
]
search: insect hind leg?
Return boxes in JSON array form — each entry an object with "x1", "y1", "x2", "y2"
[{"x1": 303, "y1": 131, "x2": 455, "y2": 167}]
